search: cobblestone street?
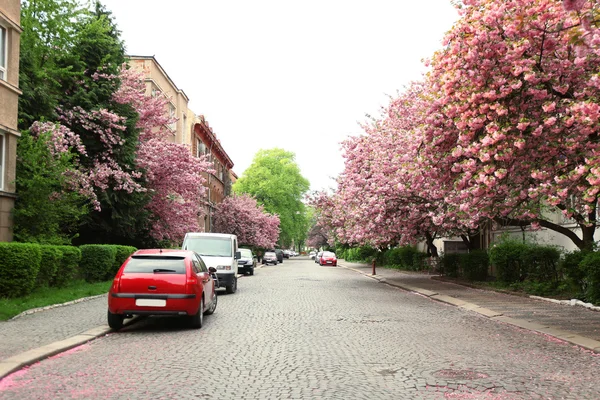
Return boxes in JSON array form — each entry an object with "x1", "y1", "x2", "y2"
[{"x1": 1, "y1": 258, "x2": 600, "y2": 399}]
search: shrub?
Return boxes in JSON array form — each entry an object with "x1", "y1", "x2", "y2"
[
  {"x1": 413, "y1": 251, "x2": 428, "y2": 271},
  {"x1": 489, "y1": 240, "x2": 528, "y2": 283},
  {"x1": 522, "y1": 245, "x2": 561, "y2": 282},
  {"x1": 460, "y1": 250, "x2": 489, "y2": 281},
  {"x1": 357, "y1": 246, "x2": 377, "y2": 261},
  {"x1": 441, "y1": 253, "x2": 461, "y2": 277},
  {"x1": 52, "y1": 246, "x2": 82, "y2": 287},
  {"x1": 397, "y1": 246, "x2": 418, "y2": 269},
  {"x1": 580, "y1": 251, "x2": 600, "y2": 304},
  {"x1": 79, "y1": 245, "x2": 117, "y2": 283},
  {"x1": 560, "y1": 250, "x2": 590, "y2": 294},
  {"x1": 0, "y1": 242, "x2": 42, "y2": 297},
  {"x1": 37, "y1": 245, "x2": 62, "y2": 287},
  {"x1": 107, "y1": 245, "x2": 137, "y2": 279},
  {"x1": 344, "y1": 247, "x2": 361, "y2": 262},
  {"x1": 382, "y1": 247, "x2": 403, "y2": 267}
]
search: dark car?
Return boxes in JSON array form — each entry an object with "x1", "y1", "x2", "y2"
[
  {"x1": 237, "y1": 248, "x2": 257, "y2": 275},
  {"x1": 263, "y1": 251, "x2": 278, "y2": 265},
  {"x1": 107, "y1": 249, "x2": 218, "y2": 330},
  {"x1": 269, "y1": 249, "x2": 284, "y2": 263}
]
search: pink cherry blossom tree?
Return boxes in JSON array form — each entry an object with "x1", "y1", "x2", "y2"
[
  {"x1": 114, "y1": 66, "x2": 213, "y2": 242},
  {"x1": 213, "y1": 194, "x2": 280, "y2": 248},
  {"x1": 311, "y1": 82, "x2": 476, "y2": 256},
  {"x1": 34, "y1": 65, "x2": 213, "y2": 243},
  {"x1": 421, "y1": 0, "x2": 600, "y2": 250}
]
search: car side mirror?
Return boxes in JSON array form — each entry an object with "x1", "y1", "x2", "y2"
[
  {"x1": 208, "y1": 267, "x2": 217, "y2": 273},
  {"x1": 234, "y1": 251, "x2": 241, "y2": 260}
]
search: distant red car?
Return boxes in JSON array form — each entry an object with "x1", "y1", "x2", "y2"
[
  {"x1": 318, "y1": 251, "x2": 337, "y2": 266},
  {"x1": 108, "y1": 249, "x2": 217, "y2": 330}
]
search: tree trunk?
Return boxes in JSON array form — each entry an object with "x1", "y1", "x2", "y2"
[
  {"x1": 425, "y1": 232, "x2": 439, "y2": 258},
  {"x1": 494, "y1": 216, "x2": 590, "y2": 250},
  {"x1": 460, "y1": 234, "x2": 473, "y2": 250},
  {"x1": 581, "y1": 224, "x2": 596, "y2": 251}
]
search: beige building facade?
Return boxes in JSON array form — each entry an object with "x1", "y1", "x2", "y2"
[
  {"x1": 128, "y1": 56, "x2": 190, "y2": 144},
  {"x1": 127, "y1": 55, "x2": 236, "y2": 233},
  {"x1": 0, "y1": 1, "x2": 22, "y2": 242},
  {"x1": 191, "y1": 116, "x2": 235, "y2": 232}
]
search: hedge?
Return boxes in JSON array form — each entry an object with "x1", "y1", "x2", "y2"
[
  {"x1": 107, "y1": 245, "x2": 137, "y2": 279},
  {"x1": 0, "y1": 242, "x2": 42, "y2": 297},
  {"x1": 37, "y1": 245, "x2": 62, "y2": 287},
  {"x1": 79, "y1": 245, "x2": 117, "y2": 283},
  {"x1": 580, "y1": 251, "x2": 600, "y2": 304},
  {"x1": 441, "y1": 253, "x2": 461, "y2": 278},
  {"x1": 490, "y1": 240, "x2": 560, "y2": 284},
  {"x1": 52, "y1": 245, "x2": 82, "y2": 287},
  {"x1": 460, "y1": 250, "x2": 489, "y2": 281},
  {"x1": 489, "y1": 240, "x2": 529, "y2": 283},
  {"x1": 560, "y1": 249, "x2": 590, "y2": 295},
  {"x1": 522, "y1": 246, "x2": 561, "y2": 283}
]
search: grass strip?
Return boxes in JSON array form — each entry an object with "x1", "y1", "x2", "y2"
[{"x1": 0, "y1": 280, "x2": 112, "y2": 321}]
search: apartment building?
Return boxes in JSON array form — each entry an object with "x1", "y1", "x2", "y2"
[
  {"x1": 192, "y1": 115, "x2": 235, "y2": 232},
  {"x1": 128, "y1": 56, "x2": 190, "y2": 144},
  {"x1": 0, "y1": 1, "x2": 22, "y2": 242},
  {"x1": 127, "y1": 55, "x2": 236, "y2": 232}
]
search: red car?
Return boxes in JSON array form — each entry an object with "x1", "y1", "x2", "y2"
[
  {"x1": 108, "y1": 249, "x2": 218, "y2": 330},
  {"x1": 318, "y1": 251, "x2": 337, "y2": 266}
]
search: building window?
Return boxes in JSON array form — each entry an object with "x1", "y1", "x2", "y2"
[
  {"x1": 196, "y1": 138, "x2": 206, "y2": 158},
  {"x1": 0, "y1": 132, "x2": 5, "y2": 190},
  {"x1": 169, "y1": 104, "x2": 176, "y2": 131},
  {"x1": 151, "y1": 85, "x2": 159, "y2": 98},
  {"x1": 182, "y1": 113, "x2": 187, "y2": 142},
  {"x1": 0, "y1": 26, "x2": 6, "y2": 80}
]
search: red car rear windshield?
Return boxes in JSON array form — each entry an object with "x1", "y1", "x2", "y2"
[{"x1": 123, "y1": 256, "x2": 187, "y2": 274}]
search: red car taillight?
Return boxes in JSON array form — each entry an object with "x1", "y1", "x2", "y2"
[{"x1": 187, "y1": 275, "x2": 198, "y2": 286}]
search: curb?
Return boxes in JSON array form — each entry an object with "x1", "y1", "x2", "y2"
[{"x1": 338, "y1": 263, "x2": 600, "y2": 354}]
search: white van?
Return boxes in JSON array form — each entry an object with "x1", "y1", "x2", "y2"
[{"x1": 182, "y1": 233, "x2": 241, "y2": 294}]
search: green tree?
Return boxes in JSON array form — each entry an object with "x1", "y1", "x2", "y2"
[
  {"x1": 16, "y1": 0, "x2": 153, "y2": 246},
  {"x1": 13, "y1": 130, "x2": 88, "y2": 244},
  {"x1": 19, "y1": 0, "x2": 85, "y2": 129},
  {"x1": 62, "y1": 2, "x2": 153, "y2": 246},
  {"x1": 233, "y1": 148, "x2": 310, "y2": 248}
]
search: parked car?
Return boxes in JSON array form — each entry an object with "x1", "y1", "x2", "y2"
[
  {"x1": 283, "y1": 249, "x2": 291, "y2": 259},
  {"x1": 309, "y1": 251, "x2": 316, "y2": 259},
  {"x1": 237, "y1": 248, "x2": 257, "y2": 276},
  {"x1": 263, "y1": 251, "x2": 278, "y2": 265},
  {"x1": 268, "y1": 249, "x2": 284, "y2": 263},
  {"x1": 107, "y1": 249, "x2": 218, "y2": 330},
  {"x1": 314, "y1": 251, "x2": 323, "y2": 263},
  {"x1": 182, "y1": 232, "x2": 241, "y2": 294},
  {"x1": 318, "y1": 251, "x2": 338, "y2": 266}
]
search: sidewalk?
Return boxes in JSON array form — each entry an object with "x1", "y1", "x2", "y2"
[{"x1": 339, "y1": 260, "x2": 600, "y2": 353}]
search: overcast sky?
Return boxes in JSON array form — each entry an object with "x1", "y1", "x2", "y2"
[{"x1": 99, "y1": 0, "x2": 459, "y2": 193}]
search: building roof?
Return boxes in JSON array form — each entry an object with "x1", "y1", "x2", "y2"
[
  {"x1": 127, "y1": 55, "x2": 189, "y2": 102},
  {"x1": 194, "y1": 116, "x2": 234, "y2": 170}
]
